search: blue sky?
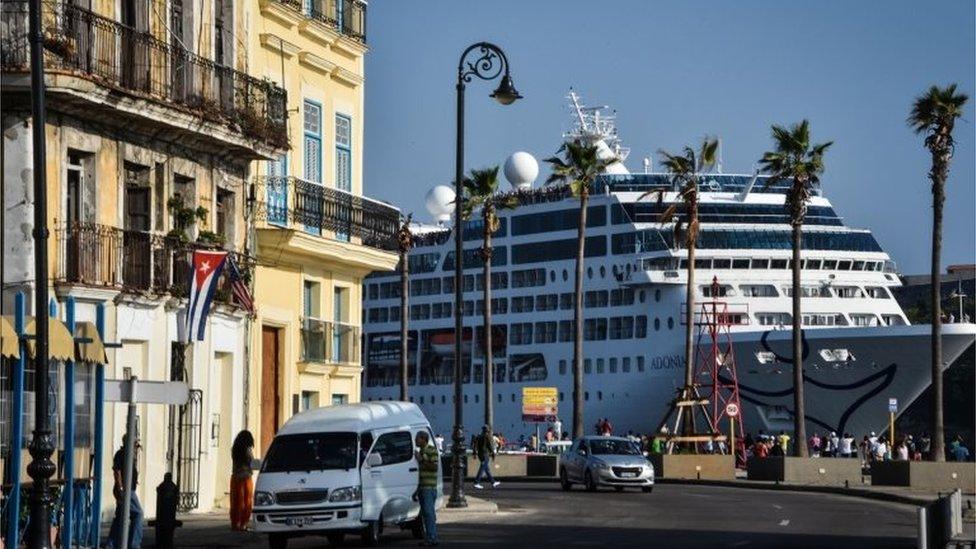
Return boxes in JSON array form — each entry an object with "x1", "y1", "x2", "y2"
[{"x1": 364, "y1": 1, "x2": 975, "y2": 275}]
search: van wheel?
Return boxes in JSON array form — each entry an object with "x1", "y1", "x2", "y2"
[
  {"x1": 326, "y1": 532, "x2": 346, "y2": 545},
  {"x1": 584, "y1": 470, "x2": 598, "y2": 492},
  {"x1": 361, "y1": 516, "x2": 382, "y2": 546},
  {"x1": 409, "y1": 516, "x2": 425, "y2": 540},
  {"x1": 268, "y1": 533, "x2": 288, "y2": 549},
  {"x1": 559, "y1": 468, "x2": 572, "y2": 491}
]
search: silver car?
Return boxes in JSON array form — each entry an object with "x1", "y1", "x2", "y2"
[{"x1": 559, "y1": 436, "x2": 654, "y2": 492}]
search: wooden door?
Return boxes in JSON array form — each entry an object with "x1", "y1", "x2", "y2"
[{"x1": 260, "y1": 326, "x2": 281, "y2": 453}]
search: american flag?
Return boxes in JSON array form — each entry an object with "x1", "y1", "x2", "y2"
[{"x1": 227, "y1": 256, "x2": 255, "y2": 312}]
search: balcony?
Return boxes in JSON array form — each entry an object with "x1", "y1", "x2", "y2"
[
  {"x1": 272, "y1": 0, "x2": 367, "y2": 42},
  {"x1": 1, "y1": 1, "x2": 288, "y2": 156},
  {"x1": 300, "y1": 318, "x2": 361, "y2": 365},
  {"x1": 253, "y1": 176, "x2": 399, "y2": 252},
  {"x1": 54, "y1": 223, "x2": 253, "y2": 308}
]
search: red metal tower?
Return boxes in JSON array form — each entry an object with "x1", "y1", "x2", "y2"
[{"x1": 693, "y1": 276, "x2": 747, "y2": 464}]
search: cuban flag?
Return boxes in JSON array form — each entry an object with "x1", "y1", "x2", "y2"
[{"x1": 183, "y1": 249, "x2": 229, "y2": 342}]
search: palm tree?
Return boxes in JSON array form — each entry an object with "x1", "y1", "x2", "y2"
[
  {"x1": 758, "y1": 120, "x2": 832, "y2": 458},
  {"x1": 544, "y1": 140, "x2": 614, "y2": 438},
  {"x1": 396, "y1": 214, "x2": 414, "y2": 401},
  {"x1": 461, "y1": 167, "x2": 517, "y2": 438},
  {"x1": 641, "y1": 138, "x2": 718, "y2": 441},
  {"x1": 908, "y1": 84, "x2": 968, "y2": 462}
]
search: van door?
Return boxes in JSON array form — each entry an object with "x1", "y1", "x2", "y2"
[{"x1": 361, "y1": 429, "x2": 415, "y2": 524}]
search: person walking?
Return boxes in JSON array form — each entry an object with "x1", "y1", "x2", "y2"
[
  {"x1": 473, "y1": 425, "x2": 501, "y2": 489},
  {"x1": 230, "y1": 430, "x2": 255, "y2": 531},
  {"x1": 414, "y1": 431, "x2": 440, "y2": 547},
  {"x1": 808, "y1": 432, "x2": 822, "y2": 457},
  {"x1": 106, "y1": 434, "x2": 144, "y2": 549},
  {"x1": 777, "y1": 431, "x2": 791, "y2": 455}
]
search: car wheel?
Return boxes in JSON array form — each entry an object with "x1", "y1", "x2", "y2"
[
  {"x1": 614, "y1": 486, "x2": 624, "y2": 492},
  {"x1": 326, "y1": 532, "x2": 346, "y2": 546},
  {"x1": 409, "y1": 516, "x2": 425, "y2": 540},
  {"x1": 560, "y1": 468, "x2": 572, "y2": 491},
  {"x1": 584, "y1": 470, "x2": 597, "y2": 492},
  {"x1": 361, "y1": 515, "x2": 382, "y2": 546},
  {"x1": 642, "y1": 486, "x2": 654, "y2": 493},
  {"x1": 268, "y1": 533, "x2": 288, "y2": 549}
]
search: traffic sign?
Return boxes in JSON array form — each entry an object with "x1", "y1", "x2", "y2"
[
  {"x1": 725, "y1": 402, "x2": 739, "y2": 417},
  {"x1": 888, "y1": 398, "x2": 898, "y2": 413},
  {"x1": 522, "y1": 387, "x2": 558, "y2": 422}
]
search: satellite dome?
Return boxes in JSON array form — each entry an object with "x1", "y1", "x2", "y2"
[
  {"x1": 504, "y1": 151, "x2": 539, "y2": 191},
  {"x1": 425, "y1": 185, "x2": 455, "y2": 223}
]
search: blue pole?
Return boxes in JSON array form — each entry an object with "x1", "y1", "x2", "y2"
[
  {"x1": 62, "y1": 297, "x2": 76, "y2": 548},
  {"x1": 7, "y1": 292, "x2": 26, "y2": 549},
  {"x1": 90, "y1": 304, "x2": 106, "y2": 549}
]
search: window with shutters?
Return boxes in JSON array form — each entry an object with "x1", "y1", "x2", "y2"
[
  {"x1": 335, "y1": 114, "x2": 351, "y2": 191},
  {"x1": 303, "y1": 100, "x2": 322, "y2": 183}
]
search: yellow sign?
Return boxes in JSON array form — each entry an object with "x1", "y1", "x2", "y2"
[{"x1": 522, "y1": 387, "x2": 558, "y2": 421}]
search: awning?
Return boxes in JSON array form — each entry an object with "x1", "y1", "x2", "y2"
[
  {"x1": 0, "y1": 316, "x2": 19, "y2": 359},
  {"x1": 74, "y1": 322, "x2": 107, "y2": 364},
  {"x1": 24, "y1": 317, "x2": 76, "y2": 362}
]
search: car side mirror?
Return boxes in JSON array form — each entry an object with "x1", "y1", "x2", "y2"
[{"x1": 366, "y1": 452, "x2": 383, "y2": 468}]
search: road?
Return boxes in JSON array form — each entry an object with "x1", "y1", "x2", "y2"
[{"x1": 155, "y1": 482, "x2": 919, "y2": 548}]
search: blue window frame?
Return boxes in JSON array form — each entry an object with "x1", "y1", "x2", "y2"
[
  {"x1": 266, "y1": 153, "x2": 288, "y2": 225},
  {"x1": 335, "y1": 114, "x2": 352, "y2": 241},
  {"x1": 303, "y1": 100, "x2": 322, "y2": 234}
]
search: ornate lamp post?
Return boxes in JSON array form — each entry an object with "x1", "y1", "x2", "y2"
[{"x1": 449, "y1": 42, "x2": 521, "y2": 508}]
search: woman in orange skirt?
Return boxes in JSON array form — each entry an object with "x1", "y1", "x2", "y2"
[{"x1": 230, "y1": 430, "x2": 255, "y2": 531}]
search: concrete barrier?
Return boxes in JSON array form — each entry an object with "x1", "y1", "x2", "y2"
[
  {"x1": 871, "y1": 460, "x2": 976, "y2": 492},
  {"x1": 464, "y1": 454, "x2": 559, "y2": 479},
  {"x1": 747, "y1": 456, "x2": 863, "y2": 486},
  {"x1": 649, "y1": 454, "x2": 735, "y2": 480}
]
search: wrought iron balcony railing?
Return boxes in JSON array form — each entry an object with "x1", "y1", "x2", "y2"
[
  {"x1": 273, "y1": 0, "x2": 367, "y2": 42},
  {"x1": 1, "y1": 1, "x2": 288, "y2": 149},
  {"x1": 253, "y1": 176, "x2": 399, "y2": 251},
  {"x1": 55, "y1": 223, "x2": 253, "y2": 308},
  {"x1": 300, "y1": 318, "x2": 361, "y2": 365}
]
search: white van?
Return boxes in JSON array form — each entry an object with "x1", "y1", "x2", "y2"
[{"x1": 253, "y1": 402, "x2": 443, "y2": 548}]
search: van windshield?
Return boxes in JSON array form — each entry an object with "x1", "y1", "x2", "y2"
[{"x1": 264, "y1": 432, "x2": 358, "y2": 472}]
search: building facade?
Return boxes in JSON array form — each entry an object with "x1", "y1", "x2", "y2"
[
  {"x1": 1, "y1": 0, "x2": 287, "y2": 519},
  {"x1": 244, "y1": 0, "x2": 399, "y2": 453}
]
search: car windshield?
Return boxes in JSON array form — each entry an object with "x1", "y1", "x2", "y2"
[
  {"x1": 589, "y1": 439, "x2": 641, "y2": 456},
  {"x1": 263, "y1": 432, "x2": 358, "y2": 472}
]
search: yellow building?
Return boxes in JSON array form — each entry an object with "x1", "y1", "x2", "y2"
[
  {"x1": 2, "y1": 0, "x2": 287, "y2": 518},
  {"x1": 245, "y1": 0, "x2": 399, "y2": 452}
]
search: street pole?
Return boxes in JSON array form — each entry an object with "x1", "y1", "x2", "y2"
[
  {"x1": 27, "y1": 0, "x2": 56, "y2": 546},
  {"x1": 730, "y1": 416, "x2": 736, "y2": 464},
  {"x1": 449, "y1": 42, "x2": 521, "y2": 508},
  {"x1": 119, "y1": 377, "x2": 139, "y2": 549}
]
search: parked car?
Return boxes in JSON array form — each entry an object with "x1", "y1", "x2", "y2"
[
  {"x1": 253, "y1": 402, "x2": 442, "y2": 548},
  {"x1": 559, "y1": 436, "x2": 654, "y2": 492}
]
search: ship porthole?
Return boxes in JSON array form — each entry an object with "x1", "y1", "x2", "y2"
[
  {"x1": 668, "y1": 317, "x2": 674, "y2": 329},
  {"x1": 639, "y1": 290, "x2": 646, "y2": 303},
  {"x1": 562, "y1": 269, "x2": 568, "y2": 281},
  {"x1": 655, "y1": 289, "x2": 662, "y2": 302},
  {"x1": 654, "y1": 318, "x2": 660, "y2": 331}
]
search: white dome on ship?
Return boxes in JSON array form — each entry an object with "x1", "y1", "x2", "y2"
[
  {"x1": 504, "y1": 151, "x2": 539, "y2": 191},
  {"x1": 425, "y1": 185, "x2": 455, "y2": 223}
]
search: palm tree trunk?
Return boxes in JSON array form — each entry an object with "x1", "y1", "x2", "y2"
[
  {"x1": 683, "y1": 234, "x2": 697, "y2": 444},
  {"x1": 399, "y1": 248, "x2": 409, "y2": 401},
  {"x1": 930, "y1": 153, "x2": 947, "y2": 462},
  {"x1": 482, "y1": 225, "x2": 494, "y2": 438},
  {"x1": 572, "y1": 192, "x2": 588, "y2": 439},
  {"x1": 791, "y1": 221, "x2": 808, "y2": 457}
]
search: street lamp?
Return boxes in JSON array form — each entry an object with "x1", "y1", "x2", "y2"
[{"x1": 449, "y1": 42, "x2": 521, "y2": 508}]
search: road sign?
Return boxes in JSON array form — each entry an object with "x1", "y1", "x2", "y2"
[
  {"x1": 522, "y1": 387, "x2": 558, "y2": 422},
  {"x1": 725, "y1": 402, "x2": 739, "y2": 417},
  {"x1": 888, "y1": 398, "x2": 898, "y2": 413},
  {"x1": 105, "y1": 378, "x2": 189, "y2": 405}
]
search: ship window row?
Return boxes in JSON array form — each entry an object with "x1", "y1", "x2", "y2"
[
  {"x1": 612, "y1": 202, "x2": 842, "y2": 226},
  {"x1": 510, "y1": 205, "x2": 606, "y2": 236},
  {"x1": 639, "y1": 256, "x2": 893, "y2": 273},
  {"x1": 558, "y1": 356, "x2": 649, "y2": 376},
  {"x1": 442, "y1": 246, "x2": 508, "y2": 270},
  {"x1": 409, "y1": 252, "x2": 441, "y2": 273},
  {"x1": 463, "y1": 217, "x2": 508, "y2": 240},
  {"x1": 511, "y1": 236, "x2": 607, "y2": 265},
  {"x1": 754, "y1": 311, "x2": 905, "y2": 327},
  {"x1": 411, "y1": 277, "x2": 441, "y2": 296},
  {"x1": 511, "y1": 268, "x2": 547, "y2": 288},
  {"x1": 615, "y1": 229, "x2": 882, "y2": 254}
]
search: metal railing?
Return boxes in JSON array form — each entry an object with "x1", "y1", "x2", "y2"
[
  {"x1": 277, "y1": 0, "x2": 367, "y2": 42},
  {"x1": 300, "y1": 318, "x2": 361, "y2": 364},
  {"x1": 1, "y1": 1, "x2": 288, "y2": 148},
  {"x1": 55, "y1": 223, "x2": 252, "y2": 307},
  {"x1": 254, "y1": 176, "x2": 399, "y2": 251}
]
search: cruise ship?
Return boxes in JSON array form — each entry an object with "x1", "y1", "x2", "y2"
[{"x1": 361, "y1": 94, "x2": 976, "y2": 441}]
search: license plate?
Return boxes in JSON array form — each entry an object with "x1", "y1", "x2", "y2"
[
  {"x1": 620, "y1": 472, "x2": 637, "y2": 478},
  {"x1": 286, "y1": 516, "x2": 313, "y2": 527}
]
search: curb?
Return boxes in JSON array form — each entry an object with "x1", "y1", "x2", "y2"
[{"x1": 441, "y1": 495, "x2": 498, "y2": 515}]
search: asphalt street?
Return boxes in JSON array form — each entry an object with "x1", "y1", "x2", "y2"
[{"x1": 153, "y1": 482, "x2": 919, "y2": 548}]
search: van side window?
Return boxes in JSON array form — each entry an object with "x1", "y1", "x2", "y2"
[{"x1": 373, "y1": 431, "x2": 413, "y2": 466}]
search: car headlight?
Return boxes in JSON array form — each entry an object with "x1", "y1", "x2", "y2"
[
  {"x1": 254, "y1": 491, "x2": 275, "y2": 506},
  {"x1": 328, "y1": 486, "x2": 362, "y2": 502},
  {"x1": 592, "y1": 460, "x2": 610, "y2": 470}
]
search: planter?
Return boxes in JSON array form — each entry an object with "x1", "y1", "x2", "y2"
[
  {"x1": 747, "y1": 456, "x2": 863, "y2": 486},
  {"x1": 650, "y1": 454, "x2": 735, "y2": 480},
  {"x1": 871, "y1": 460, "x2": 976, "y2": 492}
]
